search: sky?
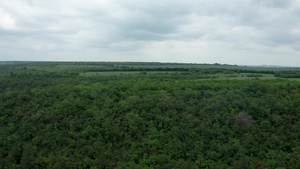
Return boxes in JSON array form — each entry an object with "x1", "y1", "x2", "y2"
[{"x1": 0, "y1": 0, "x2": 300, "y2": 66}]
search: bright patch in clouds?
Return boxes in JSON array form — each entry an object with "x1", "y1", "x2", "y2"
[{"x1": 0, "y1": 0, "x2": 299, "y2": 66}]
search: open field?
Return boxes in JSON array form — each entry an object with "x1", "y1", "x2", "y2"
[{"x1": 80, "y1": 71, "x2": 176, "y2": 76}]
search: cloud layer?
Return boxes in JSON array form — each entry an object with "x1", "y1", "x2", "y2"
[{"x1": 0, "y1": 0, "x2": 299, "y2": 66}]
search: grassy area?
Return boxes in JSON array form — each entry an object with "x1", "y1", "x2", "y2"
[
  {"x1": 81, "y1": 71, "x2": 140, "y2": 76},
  {"x1": 217, "y1": 73, "x2": 275, "y2": 79},
  {"x1": 80, "y1": 71, "x2": 176, "y2": 76}
]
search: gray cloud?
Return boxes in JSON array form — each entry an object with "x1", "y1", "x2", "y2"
[{"x1": 0, "y1": 0, "x2": 299, "y2": 66}]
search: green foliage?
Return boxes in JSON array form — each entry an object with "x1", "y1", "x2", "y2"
[
  {"x1": 275, "y1": 72, "x2": 300, "y2": 78},
  {"x1": 0, "y1": 62, "x2": 299, "y2": 168}
]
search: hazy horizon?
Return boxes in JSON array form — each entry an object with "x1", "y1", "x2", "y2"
[{"x1": 1, "y1": 0, "x2": 300, "y2": 66}]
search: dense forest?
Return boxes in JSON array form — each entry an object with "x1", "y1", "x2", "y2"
[{"x1": 0, "y1": 62, "x2": 299, "y2": 168}]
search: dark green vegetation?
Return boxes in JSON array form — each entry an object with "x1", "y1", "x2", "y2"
[{"x1": 0, "y1": 62, "x2": 299, "y2": 168}]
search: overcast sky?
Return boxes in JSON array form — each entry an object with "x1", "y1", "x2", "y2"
[{"x1": 1, "y1": 0, "x2": 300, "y2": 66}]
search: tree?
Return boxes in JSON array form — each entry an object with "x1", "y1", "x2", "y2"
[{"x1": 235, "y1": 112, "x2": 255, "y2": 132}]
